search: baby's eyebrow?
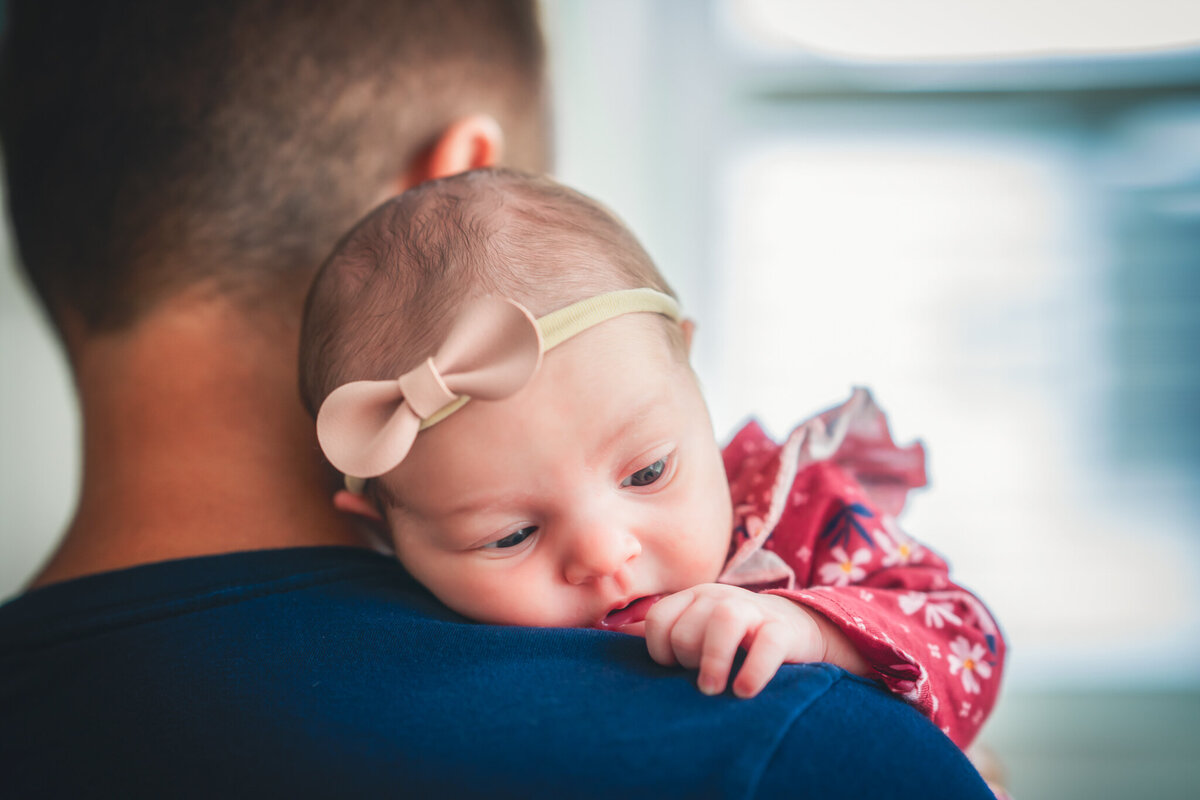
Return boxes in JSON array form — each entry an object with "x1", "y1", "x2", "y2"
[
  {"x1": 594, "y1": 394, "x2": 670, "y2": 458},
  {"x1": 388, "y1": 479, "x2": 496, "y2": 521},
  {"x1": 395, "y1": 503, "x2": 495, "y2": 550},
  {"x1": 441, "y1": 494, "x2": 504, "y2": 519},
  {"x1": 436, "y1": 486, "x2": 545, "y2": 524}
]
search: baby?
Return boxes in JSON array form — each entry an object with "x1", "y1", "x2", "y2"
[{"x1": 299, "y1": 168, "x2": 1005, "y2": 749}]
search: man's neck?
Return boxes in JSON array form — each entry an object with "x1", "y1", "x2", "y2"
[{"x1": 32, "y1": 296, "x2": 370, "y2": 589}]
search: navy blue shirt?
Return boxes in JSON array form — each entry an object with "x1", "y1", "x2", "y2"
[{"x1": 0, "y1": 547, "x2": 992, "y2": 798}]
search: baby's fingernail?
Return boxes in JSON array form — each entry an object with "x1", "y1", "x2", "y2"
[{"x1": 699, "y1": 678, "x2": 719, "y2": 695}]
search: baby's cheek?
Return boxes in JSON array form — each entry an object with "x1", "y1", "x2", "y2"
[
  {"x1": 668, "y1": 482, "x2": 730, "y2": 563},
  {"x1": 695, "y1": 482, "x2": 734, "y2": 579},
  {"x1": 448, "y1": 574, "x2": 533, "y2": 623},
  {"x1": 447, "y1": 571, "x2": 581, "y2": 628},
  {"x1": 670, "y1": 519, "x2": 730, "y2": 584}
]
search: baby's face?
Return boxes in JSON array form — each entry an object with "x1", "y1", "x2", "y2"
[{"x1": 379, "y1": 314, "x2": 734, "y2": 629}]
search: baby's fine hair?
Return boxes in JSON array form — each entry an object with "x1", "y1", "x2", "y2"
[{"x1": 299, "y1": 168, "x2": 677, "y2": 416}]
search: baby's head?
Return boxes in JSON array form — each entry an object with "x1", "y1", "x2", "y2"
[{"x1": 300, "y1": 169, "x2": 733, "y2": 629}]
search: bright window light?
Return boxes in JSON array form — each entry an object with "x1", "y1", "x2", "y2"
[
  {"x1": 713, "y1": 136, "x2": 1200, "y2": 687},
  {"x1": 733, "y1": 0, "x2": 1200, "y2": 60}
]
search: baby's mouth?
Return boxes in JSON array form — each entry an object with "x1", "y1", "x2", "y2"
[{"x1": 596, "y1": 595, "x2": 664, "y2": 629}]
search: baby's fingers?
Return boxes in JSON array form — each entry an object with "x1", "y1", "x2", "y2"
[
  {"x1": 696, "y1": 607, "x2": 752, "y2": 696},
  {"x1": 643, "y1": 589, "x2": 696, "y2": 667},
  {"x1": 731, "y1": 621, "x2": 791, "y2": 699}
]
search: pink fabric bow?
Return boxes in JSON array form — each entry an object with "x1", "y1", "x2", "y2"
[{"x1": 316, "y1": 296, "x2": 544, "y2": 478}]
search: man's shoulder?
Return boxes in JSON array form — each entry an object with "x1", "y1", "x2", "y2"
[
  {"x1": 0, "y1": 546, "x2": 404, "y2": 647},
  {"x1": 0, "y1": 547, "x2": 989, "y2": 799}
]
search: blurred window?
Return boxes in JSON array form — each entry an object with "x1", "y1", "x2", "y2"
[
  {"x1": 734, "y1": 0, "x2": 1200, "y2": 60},
  {"x1": 713, "y1": 0, "x2": 1200, "y2": 687}
]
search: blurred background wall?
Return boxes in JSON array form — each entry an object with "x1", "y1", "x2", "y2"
[{"x1": 3, "y1": 1, "x2": 1199, "y2": 796}]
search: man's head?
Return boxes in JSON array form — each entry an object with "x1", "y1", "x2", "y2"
[
  {"x1": 299, "y1": 169, "x2": 733, "y2": 629},
  {"x1": 0, "y1": 0, "x2": 548, "y2": 338}
]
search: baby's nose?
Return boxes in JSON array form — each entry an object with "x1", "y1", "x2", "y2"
[{"x1": 563, "y1": 525, "x2": 642, "y2": 586}]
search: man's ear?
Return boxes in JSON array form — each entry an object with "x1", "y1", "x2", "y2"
[{"x1": 398, "y1": 114, "x2": 505, "y2": 192}]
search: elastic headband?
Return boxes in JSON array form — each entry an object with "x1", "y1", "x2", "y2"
[{"x1": 316, "y1": 288, "x2": 681, "y2": 487}]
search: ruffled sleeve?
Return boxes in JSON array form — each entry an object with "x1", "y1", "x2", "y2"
[{"x1": 719, "y1": 389, "x2": 1005, "y2": 749}]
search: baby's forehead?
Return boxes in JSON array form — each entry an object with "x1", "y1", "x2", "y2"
[{"x1": 382, "y1": 314, "x2": 697, "y2": 499}]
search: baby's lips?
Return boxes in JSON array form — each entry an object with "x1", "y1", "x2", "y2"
[{"x1": 596, "y1": 594, "x2": 665, "y2": 630}]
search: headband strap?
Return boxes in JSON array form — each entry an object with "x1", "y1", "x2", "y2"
[
  {"x1": 317, "y1": 288, "x2": 681, "y2": 486},
  {"x1": 539, "y1": 288, "x2": 681, "y2": 350}
]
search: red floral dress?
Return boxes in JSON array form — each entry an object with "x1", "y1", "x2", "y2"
[{"x1": 719, "y1": 388, "x2": 1004, "y2": 749}]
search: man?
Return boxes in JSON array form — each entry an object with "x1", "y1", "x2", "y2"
[{"x1": 0, "y1": 2, "x2": 993, "y2": 796}]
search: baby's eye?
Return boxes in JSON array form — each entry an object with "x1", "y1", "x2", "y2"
[
  {"x1": 483, "y1": 526, "x2": 538, "y2": 549},
  {"x1": 622, "y1": 458, "x2": 667, "y2": 488}
]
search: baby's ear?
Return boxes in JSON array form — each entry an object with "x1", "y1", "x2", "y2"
[
  {"x1": 333, "y1": 489, "x2": 386, "y2": 523},
  {"x1": 681, "y1": 319, "x2": 697, "y2": 355}
]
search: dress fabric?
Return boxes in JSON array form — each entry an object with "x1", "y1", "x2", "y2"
[{"x1": 718, "y1": 389, "x2": 1005, "y2": 749}]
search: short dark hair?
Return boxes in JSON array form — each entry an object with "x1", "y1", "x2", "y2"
[
  {"x1": 0, "y1": 0, "x2": 547, "y2": 333},
  {"x1": 299, "y1": 168, "x2": 679, "y2": 418}
]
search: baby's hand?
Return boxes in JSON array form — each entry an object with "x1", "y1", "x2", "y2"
[{"x1": 642, "y1": 584, "x2": 869, "y2": 698}]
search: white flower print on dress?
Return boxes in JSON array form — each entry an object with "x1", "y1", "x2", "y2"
[
  {"x1": 947, "y1": 636, "x2": 992, "y2": 694},
  {"x1": 818, "y1": 546, "x2": 871, "y2": 586},
  {"x1": 898, "y1": 591, "x2": 962, "y2": 628},
  {"x1": 878, "y1": 519, "x2": 923, "y2": 567},
  {"x1": 923, "y1": 602, "x2": 962, "y2": 629},
  {"x1": 899, "y1": 591, "x2": 925, "y2": 616}
]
